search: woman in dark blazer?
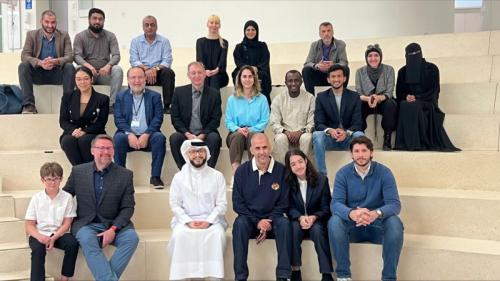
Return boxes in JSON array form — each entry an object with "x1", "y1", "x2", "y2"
[
  {"x1": 59, "y1": 67, "x2": 109, "y2": 165},
  {"x1": 285, "y1": 149, "x2": 334, "y2": 281},
  {"x1": 232, "y1": 20, "x2": 272, "y2": 104}
]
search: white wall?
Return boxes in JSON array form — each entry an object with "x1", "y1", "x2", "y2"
[
  {"x1": 65, "y1": 0, "x2": 454, "y2": 49},
  {"x1": 482, "y1": 0, "x2": 500, "y2": 31}
]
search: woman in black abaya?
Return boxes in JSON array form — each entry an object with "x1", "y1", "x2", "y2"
[{"x1": 395, "y1": 43, "x2": 459, "y2": 151}]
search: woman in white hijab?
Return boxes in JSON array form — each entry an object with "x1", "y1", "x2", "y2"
[{"x1": 167, "y1": 139, "x2": 228, "y2": 280}]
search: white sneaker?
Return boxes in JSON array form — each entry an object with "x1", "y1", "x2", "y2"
[{"x1": 337, "y1": 278, "x2": 352, "y2": 281}]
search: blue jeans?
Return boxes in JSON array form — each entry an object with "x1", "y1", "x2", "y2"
[
  {"x1": 76, "y1": 223, "x2": 139, "y2": 281},
  {"x1": 328, "y1": 215, "x2": 404, "y2": 281},
  {"x1": 312, "y1": 130, "x2": 364, "y2": 176},
  {"x1": 114, "y1": 131, "x2": 166, "y2": 177}
]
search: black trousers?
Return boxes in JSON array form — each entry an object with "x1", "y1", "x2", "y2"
[
  {"x1": 302, "y1": 66, "x2": 350, "y2": 95},
  {"x1": 60, "y1": 133, "x2": 97, "y2": 165},
  {"x1": 149, "y1": 67, "x2": 175, "y2": 107},
  {"x1": 169, "y1": 131, "x2": 222, "y2": 169},
  {"x1": 232, "y1": 215, "x2": 292, "y2": 280},
  {"x1": 29, "y1": 233, "x2": 79, "y2": 281},
  {"x1": 18, "y1": 62, "x2": 75, "y2": 106},
  {"x1": 361, "y1": 98, "x2": 397, "y2": 134},
  {"x1": 204, "y1": 72, "x2": 229, "y2": 90},
  {"x1": 291, "y1": 220, "x2": 333, "y2": 273}
]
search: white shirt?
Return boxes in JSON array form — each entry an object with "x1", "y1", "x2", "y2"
[
  {"x1": 169, "y1": 164, "x2": 227, "y2": 229},
  {"x1": 299, "y1": 178, "x2": 308, "y2": 205},
  {"x1": 354, "y1": 162, "x2": 372, "y2": 180},
  {"x1": 25, "y1": 189, "x2": 77, "y2": 236}
]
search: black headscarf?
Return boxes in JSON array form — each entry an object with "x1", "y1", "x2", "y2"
[
  {"x1": 365, "y1": 44, "x2": 383, "y2": 85},
  {"x1": 405, "y1": 42, "x2": 423, "y2": 84},
  {"x1": 242, "y1": 20, "x2": 262, "y2": 48}
]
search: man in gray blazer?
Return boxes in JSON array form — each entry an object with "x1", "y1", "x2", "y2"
[
  {"x1": 302, "y1": 21, "x2": 349, "y2": 95},
  {"x1": 18, "y1": 10, "x2": 75, "y2": 114},
  {"x1": 63, "y1": 134, "x2": 139, "y2": 281}
]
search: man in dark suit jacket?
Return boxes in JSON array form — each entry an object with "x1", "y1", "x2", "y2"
[
  {"x1": 63, "y1": 134, "x2": 139, "y2": 281},
  {"x1": 114, "y1": 67, "x2": 166, "y2": 188},
  {"x1": 18, "y1": 10, "x2": 75, "y2": 114},
  {"x1": 313, "y1": 64, "x2": 364, "y2": 177},
  {"x1": 170, "y1": 62, "x2": 222, "y2": 169}
]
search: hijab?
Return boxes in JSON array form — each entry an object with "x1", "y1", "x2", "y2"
[
  {"x1": 242, "y1": 20, "x2": 263, "y2": 48},
  {"x1": 365, "y1": 44, "x2": 383, "y2": 86},
  {"x1": 405, "y1": 42, "x2": 423, "y2": 84}
]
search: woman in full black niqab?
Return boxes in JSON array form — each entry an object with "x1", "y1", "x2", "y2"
[
  {"x1": 232, "y1": 20, "x2": 272, "y2": 104},
  {"x1": 395, "y1": 43, "x2": 460, "y2": 151}
]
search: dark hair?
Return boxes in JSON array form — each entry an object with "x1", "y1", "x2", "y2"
[
  {"x1": 41, "y1": 10, "x2": 56, "y2": 19},
  {"x1": 88, "y1": 8, "x2": 105, "y2": 19},
  {"x1": 40, "y1": 162, "x2": 63, "y2": 178},
  {"x1": 76, "y1": 66, "x2": 94, "y2": 80},
  {"x1": 91, "y1": 134, "x2": 114, "y2": 147},
  {"x1": 327, "y1": 64, "x2": 346, "y2": 76},
  {"x1": 284, "y1": 69, "x2": 302, "y2": 81},
  {"x1": 284, "y1": 149, "x2": 320, "y2": 193},
  {"x1": 349, "y1": 136, "x2": 374, "y2": 152}
]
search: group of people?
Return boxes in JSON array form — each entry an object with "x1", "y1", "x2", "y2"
[
  {"x1": 20, "y1": 8, "x2": 462, "y2": 281},
  {"x1": 25, "y1": 134, "x2": 403, "y2": 281}
]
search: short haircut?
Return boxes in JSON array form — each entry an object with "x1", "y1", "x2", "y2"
[
  {"x1": 319, "y1": 21, "x2": 333, "y2": 29},
  {"x1": 143, "y1": 15, "x2": 157, "y2": 24},
  {"x1": 127, "y1": 66, "x2": 146, "y2": 78},
  {"x1": 91, "y1": 134, "x2": 114, "y2": 147},
  {"x1": 285, "y1": 69, "x2": 302, "y2": 81},
  {"x1": 235, "y1": 65, "x2": 261, "y2": 98},
  {"x1": 88, "y1": 8, "x2": 105, "y2": 19},
  {"x1": 187, "y1": 61, "x2": 206, "y2": 72},
  {"x1": 349, "y1": 136, "x2": 374, "y2": 152},
  {"x1": 40, "y1": 162, "x2": 63, "y2": 178},
  {"x1": 41, "y1": 10, "x2": 56, "y2": 19},
  {"x1": 327, "y1": 64, "x2": 346, "y2": 76},
  {"x1": 250, "y1": 133, "x2": 268, "y2": 147},
  {"x1": 76, "y1": 66, "x2": 94, "y2": 80}
]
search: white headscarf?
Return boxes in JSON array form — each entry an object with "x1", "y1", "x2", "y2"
[{"x1": 180, "y1": 139, "x2": 211, "y2": 169}]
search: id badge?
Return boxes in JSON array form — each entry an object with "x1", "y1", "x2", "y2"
[{"x1": 131, "y1": 120, "x2": 140, "y2": 128}]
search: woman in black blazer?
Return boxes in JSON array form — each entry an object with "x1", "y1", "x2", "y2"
[
  {"x1": 284, "y1": 149, "x2": 334, "y2": 281},
  {"x1": 59, "y1": 67, "x2": 109, "y2": 165}
]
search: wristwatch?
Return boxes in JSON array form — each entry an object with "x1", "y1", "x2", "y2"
[
  {"x1": 376, "y1": 209, "x2": 383, "y2": 218},
  {"x1": 300, "y1": 128, "x2": 307, "y2": 133},
  {"x1": 154, "y1": 66, "x2": 161, "y2": 71}
]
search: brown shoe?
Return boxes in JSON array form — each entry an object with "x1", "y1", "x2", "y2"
[{"x1": 22, "y1": 104, "x2": 38, "y2": 114}]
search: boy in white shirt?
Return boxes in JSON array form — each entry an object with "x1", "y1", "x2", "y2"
[{"x1": 25, "y1": 162, "x2": 78, "y2": 281}]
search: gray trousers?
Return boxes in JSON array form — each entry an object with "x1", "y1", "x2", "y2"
[{"x1": 93, "y1": 65, "x2": 124, "y2": 105}]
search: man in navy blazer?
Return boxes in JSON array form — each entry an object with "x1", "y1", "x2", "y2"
[
  {"x1": 170, "y1": 62, "x2": 222, "y2": 169},
  {"x1": 313, "y1": 64, "x2": 364, "y2": 177},
  {"x1": 113, "y1": 66, "x2": 166, "y2": 188}
]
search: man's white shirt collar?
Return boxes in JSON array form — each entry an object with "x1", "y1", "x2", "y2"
[{"x1": 252, "y1": 156, "x2": 275, "y2": 174}]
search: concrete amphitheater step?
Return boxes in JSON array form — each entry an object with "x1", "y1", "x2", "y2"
[
  {"x1": 0, "y1": 243, "x2": 30, "y2": 272},
  {"x1": 0, "y1": 218, "x2": 26, "y2": 244},
  {"x1": 1, "y1": 150, "x2": 500, "y2": 192},
  {"x1": 0, "y1": 195, "x2": 15, "y2": 217},
  {"x1": 0, "y1": 111, "x2": 498, "y2": 151},
  {"x1": 0, "y1": 270, "x2": 54, "y2": 281}
]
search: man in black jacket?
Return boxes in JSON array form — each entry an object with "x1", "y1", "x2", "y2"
[{"x1": 170, "y1": 61, "x2": 222, "y2": 169}]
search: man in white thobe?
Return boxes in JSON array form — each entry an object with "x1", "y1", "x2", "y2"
[{"x1": 168, "y1": 139, "x2": 227, "y2": 280}]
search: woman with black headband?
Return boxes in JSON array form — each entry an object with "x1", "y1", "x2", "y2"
[
  {"x1": 395, "y1": 43, "x2": 459, "y2": 151},
  {"x1": 232, "y1": 20, "x2": 272, "y2": 104},
  {"x1": 355, "y1": 44, "x2": 397, "y2": 150}
]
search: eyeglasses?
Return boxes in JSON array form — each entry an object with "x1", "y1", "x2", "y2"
[
  {"x1": 188, "y1": 150, "x2": 206, "y2": 156},
  {"x1": 43, "y1": 177, "x2": 62, "y2": 183},
  {"x1": 93, "y1": 146, "x2": 114, "y2": 151}
]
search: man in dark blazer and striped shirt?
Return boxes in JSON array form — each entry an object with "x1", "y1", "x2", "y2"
[{"x1": 63, "y1": 134, "x2": 139, "y2": 281}]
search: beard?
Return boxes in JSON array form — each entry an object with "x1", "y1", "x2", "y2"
[
  {"x1": 89, "y1": 24, "x2": 104, "y2": 33},
  {"x1": 190, "y1": 158, "x2": 207, "y2": 168},
  {"x1": 42, "y1": 25, "x2": 55, "y2": 34}
]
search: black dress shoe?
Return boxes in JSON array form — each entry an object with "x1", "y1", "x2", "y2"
[
  {"x1": 383, "y1": 133, "x2": 392, "y2": 151},
  {"x1": 321, "y1": 273, "x2": 334, "y2": 281},
  {"x1": 276, "y1": 278, "x2": 288, "y2": 281},
  {"x1": 291, "y1": 270, "x2": 302, "y2": 281},
  {"x1": 150, "y1": 176, "x2": 164, "y2": 189},
  {"x1": 163, "y1": 104, "x2": 171, "y2": 114}
]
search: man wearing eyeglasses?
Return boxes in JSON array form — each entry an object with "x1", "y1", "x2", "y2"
[
  {"x1": 63, "y1": 134, "x2": 139, "y2": 281},
  {"x1": 113, "y1": 66, "x2": 166, "y2": 188}
]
